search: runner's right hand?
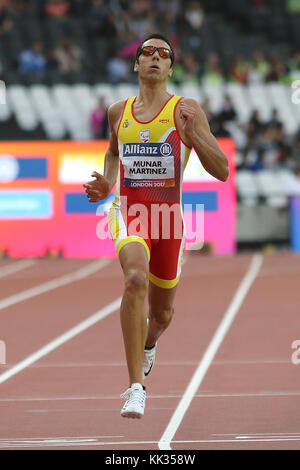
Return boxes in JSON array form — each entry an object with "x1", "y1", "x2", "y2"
[{"x1": 83, "y1": 171, "x2": 110, "y2": 202}]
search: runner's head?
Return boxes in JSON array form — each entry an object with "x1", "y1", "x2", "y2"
[
  {"x1": 134, "y1": 34, "x2": 174, "y2": 80},
  {"x1": 135, "y1": 34, "x2": 175, "y2": 67}
]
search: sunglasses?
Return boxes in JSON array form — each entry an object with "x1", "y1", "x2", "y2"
[{"x1": 141, "y1": 45, "x2": 172, "y2": 60}]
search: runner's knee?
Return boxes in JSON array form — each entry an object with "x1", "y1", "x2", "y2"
[
  {"x1": 124, "y1": 268, "x2": 149, "y2": 295},
  {"x1": 150, "y1": 306, "x2": 174, "y2": 327}
]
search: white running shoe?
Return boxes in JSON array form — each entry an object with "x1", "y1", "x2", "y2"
[
  {"x1": 143, "y1": 343, "x2": 157, "y2": 379},
  {"x1": 120, "y1": 383, "x2": 146, "y2": 419}
]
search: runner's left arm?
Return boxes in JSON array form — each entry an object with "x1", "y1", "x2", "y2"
[{"x1": 179, "y1": 99, "x2": 229, "y2": 182}]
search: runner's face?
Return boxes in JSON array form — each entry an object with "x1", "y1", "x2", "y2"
[{"x1": 134, "y1": 39, "x2": 173, "y2": 81}]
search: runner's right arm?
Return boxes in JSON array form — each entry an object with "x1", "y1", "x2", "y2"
[{"x1": 84, "y1": 101, "x2": 124, "y2": 202}]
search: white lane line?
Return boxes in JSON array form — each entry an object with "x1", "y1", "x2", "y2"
[
  {"x1": 0, "y1": 259, "x2": 110, "y2": 311},
  {"x1": 0, "y1": 436, "x2": 300, "y2": 449},
  {"x1": 0, "y1": 296, "x2": 121, "y2": 384},
  {"x1": 1, "y1": 358, "x2": 289, "y2": 368},
  {"x1": 0, "y1": 393, "x2": 181, "y2": 402},
  {"x1": 214, "y1": 432, "x2": 300, "y2": 437},
  {"x1": 0, "y1": 259, "x2": 37, "y2": 279},
  {"x1": 158, "y1": 253, "x2": 264, "y2": 450},
  {"x1": 170, "y1": 437, "x2": 300, "y2": 443},
  {"x1": 1, "y1": 390, "x2": 300, "y2": 402},
  {"x1": 0, "y1": 436, "x2": 124, "y2": 449},
  {"x1": 0, "y1": 435, "x2": 124, "y2": 441}
]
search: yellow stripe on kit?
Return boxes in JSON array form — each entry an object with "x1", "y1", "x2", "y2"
[
  {"x1": 108, "y1": 205, "x2": 121, "y2": 242},
  {"x1": 116, "y1": 236, "x2": 151, "y2": 262},
  {"x1": 149, "y1": 272, "x2": 180, "y2": 289}
]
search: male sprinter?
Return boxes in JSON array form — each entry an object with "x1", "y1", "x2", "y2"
[{"x1": 84, "y1": 34, "x2": 229, "y2": 419}]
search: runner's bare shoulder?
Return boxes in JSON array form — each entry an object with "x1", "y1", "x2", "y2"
[{"x1": 108, "y1": 100, "x2": 126, "y2": 132}]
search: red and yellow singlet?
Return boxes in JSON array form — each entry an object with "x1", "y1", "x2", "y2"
[{"x1": 108, "y1": 94, "x2": 192, "y2": 288}]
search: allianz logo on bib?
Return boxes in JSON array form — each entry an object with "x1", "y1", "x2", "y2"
[{"x1": 123, "y1": 142, "x2": 173, "y2": 157}]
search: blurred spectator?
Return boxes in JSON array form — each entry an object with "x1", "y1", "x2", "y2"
[
  {"x1": 288, "y1": 52, "x2": 300, "y2": 80},
  {"x1": 44, "y1": 0, "x2": 70, "y2": 19},
  {"x1": 247, "y1": 50, "x2": 270, "y2": 84},
  {"x1": 94, "y1": 12, "x2": 118, "y2": 38},
  {"x1": 127, "y1": 7, "x2": 156, "y2": 39},
  {"x1": 114, "y1": 10, "x2": 139, "y2": 42},
  {"x1": 108, "y1": 0, "x2": 129, "y2": 14},
  {"x1": 44, "y1": 46, "x2": 59, "y2": 71},
  {"x1": 266, "y1": 57, "x2": 289, "y2": 83},
  {"x1": 184, "y1": 1, "x2": 205, "y2": 30},
  {"x1": 87, "y1": 0, "x2": 109, "y2": 37},
  {"x1": 107, "y1": 51, "x2": 130, "y2": 83},
  {"x1": 182, "y1": 52, "x2": 200, "y2": 84},
  {"x1": 229, "y1": 55, "x2": 250, "y2": 84},
  {"x1": 89, "y1": 0, "x2": 107, "y2": 19},
  {"x1": 13, "y1": 0, "x2": 31, "y2": 16},
  {"x1": 202, "y1": 97, "x2": 213, "y2": 120},
  {"x1": 219, "y1": 95, "x2": 237, "y2": 124},
  {"x1": 176, "y1": 7, "x2": 192, "y2": 34},
  {"x1": 239, "y1": 141, "x2": 264, "y2": 171},
  {"x1": 236, "y1": 107, "x2": 299, "y2": 172},
  {"x1": 286, "y1": 0, "x2": 300, "y2": 15},
  {"x1": 155, "y1": 10, "x2": 177, "y2": 37},
  {"x1": 169, "y1": 54, "x2": 184, "y2": 85},
  {"x1": 246, "y1": 110, "x2": 263, "y2": 140},
  {"x1": 157, "y1": 0, "x2": 180, "y2": 22},
  {"x1": 130, "y1": 0, "x2": 152, "y2": 16},
  {"x1": 202, "y1": 97, "x2": 229, "y2": 137},
  {"x1": 69, "y1": 0, "x2": 90, "y2": 17},
  {"x1": 125, "y1": 0, "x2": 156, "y2": 39},
  {"x1": 18, "y1": 40, "x2": 47, "y2": 75},
  {"x1": 90, "y1": 95, "x2": 108, "y2": 139},
  {"x1": 267, "y1": 109, "x2": 283, "y2": 129},
  {"x1": 119, "y1": 38, "x2": 141, "y2": 60},
  {"x1": 257, "y1": 125, "x2": 285, "y2": 169},
  {"x1": 203, "y1": 53, "x2": 224, "y2": 85},
  {"x1": 54, "y1": 37, "x2": 82, "y2": 74},
  {"x1": 0, "y1": 0, "x2": 14, "y2": 36},
  {"x1": 246, "y1": 66, "x2": 263, "y2": 84}
]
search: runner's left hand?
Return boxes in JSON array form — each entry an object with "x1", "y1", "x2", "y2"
[{"x1": 179, "y1": 100, "x2": 196, "y2": 138}]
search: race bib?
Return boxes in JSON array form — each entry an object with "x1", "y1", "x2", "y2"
[{"x1": 121, "y1": 142, "x2": 175, "y2": 188}]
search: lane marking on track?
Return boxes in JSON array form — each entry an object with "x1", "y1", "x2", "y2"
[
  {"x1": 0, "y1": 394, "x2": 180, "y2": 402},
  {"x1": 1, "y1": 357, "x2": 290, "y2": 368},
  {"x1": 0, "y1": 358, "x2": 290, "y2": 371},
  {"x1": 0, "y1": 259, "x2": 37, "y2": 279},
  {"x1": 0, "y1": 296, "x2": 121, "y2": 384},
  {"x1": 0, "y1": 436, "x2": 300, "y2": 448},
  {"x1": 1, "y1": 390, "x2": 300, "y2": 402},
  {"x1": 0, "y1": 259, "x2": 110, "y2": 311},
  {"x1": 0, "y1": 436, "x2": 124, "y2": 449},
  {"x1": 2, "y1": 359, "x2": 291, "y2": 368},
  {"x1": 214, "y1": 432, "x2": 300, "y2": 437},
  {"x1": 158, "y1": 253, "x2": 264, "y2": 450}
]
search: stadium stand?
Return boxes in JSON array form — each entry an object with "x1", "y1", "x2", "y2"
[{"x1": 1, "y1": 0, "x2": 300, "y2": 246}]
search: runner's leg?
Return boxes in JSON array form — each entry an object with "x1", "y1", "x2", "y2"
[
  {"x1": 118, "y1": 241, "x2": 149, "y2": 386},
  {"x1": 145, "y1": 281, "x2": 178, "y2": 348}
]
